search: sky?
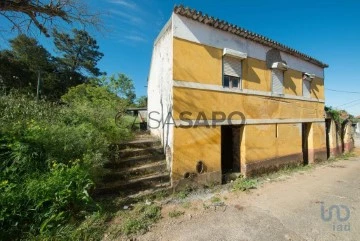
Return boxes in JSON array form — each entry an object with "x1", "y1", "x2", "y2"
[{"x1": 1, "y1": 0, "x2": 360, "y2": 115}]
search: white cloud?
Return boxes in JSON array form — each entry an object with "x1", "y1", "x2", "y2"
[
  {"x1": 108, "y1": 0, "x2": 139, "y2": 10},
  {"x1": 124, "y1": 35, "x2": 147, "y2": 42},
  {"x1": 109, "y1": 9, "x2": 145, "y2": 25}
]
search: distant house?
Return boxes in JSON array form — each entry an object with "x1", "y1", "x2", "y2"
[{"x1": 148, "y1": 6, "x2": 328, "y2": 187}]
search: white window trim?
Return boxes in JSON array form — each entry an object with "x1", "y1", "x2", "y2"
[
  {"x1": 224, "y1": 75, "x2": 241, "y2": 89},
  {"x1": 223, "y1": 48, "x2": 247, "y2": 59},
  {"x1": 271, "y1": 69, "x2": 285, "y2": 95},
  {"x1": 271, "y1": 62, "x2": 288, "y2": 71},
  {"x1": 223, "y1": 55, "x2": 243, "y2": 89},
  {"x1": 270, "y1": 62, "x2": 288, "y2": 95},
  {"x1": 302, "y1": 73, "x2": 314, "y2": 97}
]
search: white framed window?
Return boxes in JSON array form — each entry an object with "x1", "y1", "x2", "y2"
[
  {"x1": 223, "y1": 56, "x2": 242, "y2": 88},
  {"x1": 302, "y1": 73, "x2": 314, "y2": 97},
  {"x1": 271, "y1": 69, "x2": 284, "y2": 94},
  {"x1": 271, "y1": 62, "x2": 287, "y2": 95},
  {"x1": 223, "y1": 75, "x2": 240, "y2": 88},
  {"x1": 222, "y1": 48, "x2": 247, "y2": 89}
]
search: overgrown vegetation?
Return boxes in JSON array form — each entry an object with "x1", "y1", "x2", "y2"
[
  {"x1": 325, "y1": 106, "x2": 358, "y2": 125},
  {"x1": 0, "y1": 5, "x2": 152, "y2": 240},
  {"x1": 0, "y1": 86, "x2": 132, "y2": 240}
]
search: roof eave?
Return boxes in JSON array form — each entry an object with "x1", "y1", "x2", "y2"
[{"x1": 173, "y1": 5, "x2": 329, "y2": 68}]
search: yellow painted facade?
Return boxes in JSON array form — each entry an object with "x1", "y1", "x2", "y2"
[
  {"x1": 172, "y1": 126, "x2": 221, "y2": 180},
  {"x1": 284, "y1": 69, "x2": 303, "y2": 96},
  {"x1": 242, "y1": 58, "x2": 271, "y2": 92},
  {"x1": 312, "y1": 122, "x2": 326, "y2": 150},
  {"x1": 311, "y1": 77, "x2": 325, "y2": 100},
  {"x1": 173, "y1": 38, "x2": 222, "y2": 85},
  {"x1": 173, "y1": 87, "x2": 324, "y2": 120},
  {"x1": 244, "y1": 124, "x2": 302, "y2": 163},
  {"x1": 171, "y1": 37, "x2": 326, "y2": 181}
]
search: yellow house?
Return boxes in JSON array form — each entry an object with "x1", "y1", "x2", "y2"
[{"x1": 148, "y1": 6, "x2": 328, "y2": 188}]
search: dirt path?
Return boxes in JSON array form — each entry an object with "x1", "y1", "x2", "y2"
[{"x1": 136, "y1": 139, "x2": 360, "y2": 241}]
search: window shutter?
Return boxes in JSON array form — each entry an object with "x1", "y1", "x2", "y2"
[
  {"x1": 223, "y1": 57, "x2": 242, "y2": 77},
  {"x1": 303, "y1": 79, "x2": 311, "y2": 97},
  {"x1": 272, "y1": 69, "x2": 284, "y2": 94}
]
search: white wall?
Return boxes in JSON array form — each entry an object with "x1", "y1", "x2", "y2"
[
  {"x1": 147, "y1": 18, "x2": 174, "y2": 169},
  {"x1": 173, "y1": 14, "x2": 324, "y2": 78}
]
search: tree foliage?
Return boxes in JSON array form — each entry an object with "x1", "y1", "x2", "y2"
[
  {"x1": 0, "y1": 31, "x2": 105, "y2": 100},
  {"x1": 136, "y1": 95, "x2": 147, "y2": 107},
  {"x1": 0, "y1": 0, "x2": 97, "y2": 37},
  {"x1": 54, "y1": 29, "x2": 104, "y2": 76},
  {"x1": 10, "y1": 34, "x2": 52, "y2": 71},
  {"x1": 97, "y1": 73, "x2": 136, "y2": 104}
]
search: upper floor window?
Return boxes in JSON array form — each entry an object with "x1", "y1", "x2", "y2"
[
  {"x1": 223, "y1": 56, "x2": 241, "y2": 88},
  {"x1": 222, "y1": 48, "x2": 247, "y2": 89},
  {"x1": 223, "y1": 75, "x2": 239, "y2": 88},
  {"x1": 302, "y1": 73, "x2": 315, "y2": 97},
  {"x1": 271, "y1": 62, "x2": 288, "y2": 95}
]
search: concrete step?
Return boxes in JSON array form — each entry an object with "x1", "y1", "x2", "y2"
[
  {"x1": 94, "y1": 173, "x2": 170, "y2": 196},
  {"x1": 104, "y1": 154, "x2": 166, "y2": 169},
  {"x1": 102, "y1": 161, "x2": 168, "y2": 182},
  {"x1": 118, "y1": 146, "x2": 164, "y2": 158},
  {"x1": 114, "y1": 139, "x2": 162, "y2": 150}
]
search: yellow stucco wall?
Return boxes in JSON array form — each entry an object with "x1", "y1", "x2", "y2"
[
  {"x1": 172, "y1": 123, "x2": 307, "y2": 179},
  {"x1": 312, "y1": 122, "x2": 326, "y2": 150},
  {"x1": 284, "y1": 69, "x2": 302, "y2": 96},
  {"x1": 311, "y1": 77, "x2": 325, "y2": 100},
  {"x1": 173, "y1": 37, "x2": 222, "y2": 85},
  {"x1": 172, "y1": 126, "x2": 221, "y2": 180},
  {"x1": 242, "y1": 58, "x2": 271, "y2": 91},
  {"x1": 328, "y1": 119, "x2": 341, "y2": 150},
  {"x1": 173, "y1": 38, "x2": 324, "y2": 100},
  {"x1": 173, "y1": 87, "x2": 325, "y2": 120},
  {"x1": 244, "y1": 124, "x2": 302, "y2": 163}
]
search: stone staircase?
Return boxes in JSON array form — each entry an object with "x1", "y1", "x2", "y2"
[{"x1": 94, "y1": 136, "x2": 171, "y2": 198}]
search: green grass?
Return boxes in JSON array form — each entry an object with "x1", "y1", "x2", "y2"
[
  {"x1": 181, "y1": 202, "x2": 191, "y2": 209},
  {"x1": 339, "y1": 152, "x2": 355, "y2": 160},
  {"x1": 210, "y1": 196, "x2": 221, "y2": 203},
  {"x1": 175, "y1": 186, "x2": 192, "y2": 199},
  {"x1": 232, "y1": 177, "x2": 258, "y2": 191},
  {"x1": 121, "y1": 203, "x2": 161, "y2": 235},
  {"x1": 168, "y1": 210, "x2": 185, "y2": 218}
]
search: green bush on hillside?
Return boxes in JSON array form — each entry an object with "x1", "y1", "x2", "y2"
[{"x1": 0, "y1": 86, "x2": 132, "y2": 240}]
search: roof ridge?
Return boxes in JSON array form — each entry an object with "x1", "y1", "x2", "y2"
[{"x1": 173, "y1": 5, "x2": 328, "y2": 68}]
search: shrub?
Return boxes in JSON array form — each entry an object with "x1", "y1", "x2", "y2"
[{"x1": 0, "y1": 88, "x2": 132, "y2": 240}]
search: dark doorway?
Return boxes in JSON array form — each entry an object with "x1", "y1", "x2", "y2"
[
  {"x1": 221, "y1": 125, "x2": 241, "y2": 174},
  {"x1": 302, "y1": 123, "x2": 311, "y2": 165},
  {"x1": 325, "y1": 119, "x2": 331, "y2": 159}
]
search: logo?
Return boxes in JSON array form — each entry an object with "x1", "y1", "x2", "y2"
[{"x1": 320, "y1": 203, "x2": 351, "y2": 232}]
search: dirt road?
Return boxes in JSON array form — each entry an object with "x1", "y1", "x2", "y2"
[{"x1": 138, "y1": 138, "x2": 360, "y2": 241}]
